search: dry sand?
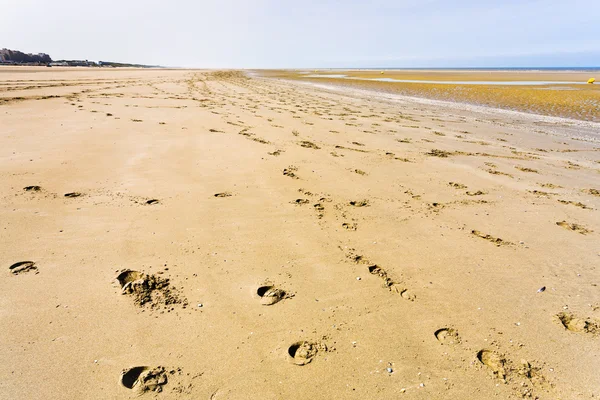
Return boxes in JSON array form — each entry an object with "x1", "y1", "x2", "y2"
[{"x1": 1, "y1": 67, "x2": 599, "y2": 399}]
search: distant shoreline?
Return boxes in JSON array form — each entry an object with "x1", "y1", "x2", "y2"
[
  {"x1": 0, "y1": 49, "x2": 161, "y2": 68},
  {"x1": 0, "y1": 62, "x2": 162, "y2": 68},
  {"x1": 301, "y1": 67, "x2": 600, "y2": 72}
]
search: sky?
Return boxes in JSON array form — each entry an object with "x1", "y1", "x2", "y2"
[{"x1": 1, "y1": 0, "x2": 599, "y2": 68}]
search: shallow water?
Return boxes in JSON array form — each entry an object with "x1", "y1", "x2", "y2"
[{"x1": 305, "y1": 74, "x2": 590, "y2": 86}]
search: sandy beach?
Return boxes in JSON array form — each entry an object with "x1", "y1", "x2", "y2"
[{"x1": 1, "y1": 67, "x2": 599, "y2": 399}]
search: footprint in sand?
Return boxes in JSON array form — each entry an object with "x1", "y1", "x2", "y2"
[
  {"x1": 283, "y1": 166, "x2": 299, "y2": 179},
  {"x1": 64, "y1": 192, "x2": 82, "y2": 198},
  {"x1": 115, "y1": 269, "x2": 186, "y2": 309},
  {"x1": 9, "y1": 261, "x2": 38, "y2": 275},
  {"x1": 349, "y1": 199, "x2": 369, "y2": 207},
  {"x1": 555, "y1": 312, "x2": 599, "y2": 335},
  {"x1": 298, "y1": 140, "x2": 320, "y2": 149},
  {"x1": 471, "y1": 230, "x2": 513, "y2": 246},
  {"x1": 449, "y1": 182, "x2": 467, "y2": 189},
  {"x1": 116, "y1": 269, "x2": 145, "y2": 289},
  {"x1": 257, "y1": 285, "x2": 287, "y2": 306},
  {"x1": 145, "y1": 199, "x2": 160, "y2": 205},
  {"x1": 23, "y1": 186, "x2": 42, "y2": 192},
  {"x1": 368, "y1": 265, "x2": 402, "y2": 294},
  {"x1": 121, "y1": 366, "x2": 169, "y2": 394},
  {"x1": 477, "y1": 350, "x2": 507, "y2": 381},
  {"x1": 515, "y1": 166, "x2": 538, "y2": 173},
  {"x1": 313, "y1": 203, "x2": 325, "y2": 213},
  {"x1": 517, "y1": 360, "x2": 549, "y2": 389},
  {"x1": 400, "y1": 289, "x2": 416, "y2": 301},
  {"x1": 426, "y1": 149, "x2": 452, "y2": 158},
  {"x1": 214, "y1": 192, "x2": 232, "y2": 198},
  {"x1": 292, "y1": 198, "x2": 309, "y2": 205},
  {"x1": 342, "y1": 222, "x2": 357, "y2": 231},
  {"x1": 477, "y1": 350, "x2": 550, "y2": 396},
  {"x1": 466, "y1": 190, "x2": 486, "y2": 196},
  {"x1": 368, "y1": 265, "x2": 386, "y2": 277},
  {"x1": 557, "y1": 200, "x2": 592, "y2": 210},
  {"x1": 288, "y1": 341, "x2": 326, "y2": 365},
  {"x1": 556, "y1": 221, "x2": 592, "y2": 235},
  {"x1": 434, "y1": 328, "x2": 460, "y2": 345}
]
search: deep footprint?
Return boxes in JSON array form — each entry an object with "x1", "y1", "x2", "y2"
[
  {"x1": 477, "y1": 350, "x2": 507, "y2": 381},
  {"x1": 434, "y1": 328, "x2": 460, "y2": 345},
  {"x1": 115, "y1": 269, "x2": 185, "y2": 309},
  {"x1": 64, "y1": 192, "x2": 82, "y2": 198},
  {"x1": 556, "y1": 312, "x2": 599, "y2": 334},
  {"x1": 116, "y1": 270, "x2": 145, "y2": 289},
  {"x1": 121, "y1": 366, "x2": 168, "y2": 393},
  {"x1": 121, "y1": 366, "x2": 149, "y2": 389},
  {"x1": 257, "y1": 285, "x2": 287, "y2": 305},
  {"x1": 368, "y1": 265, "x2": 385, "y2": 276},
  {"x1": 23, "y1": 186, "x2": 41, "y2": 192},
  {"x1": 9, "y1": 261, "x2": 38, "y2": 275},
  {"x1": 288, "y1": 341, "x2": 325, "y2": 365}
]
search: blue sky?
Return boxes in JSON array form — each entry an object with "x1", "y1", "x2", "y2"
[{"x1": 2, "y1": 0, "x2": 599, "y2": 67}]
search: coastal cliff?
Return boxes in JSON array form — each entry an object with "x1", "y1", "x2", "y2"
[{"x1": 0, "y1": 48, "x2": 52, "y2": 64}]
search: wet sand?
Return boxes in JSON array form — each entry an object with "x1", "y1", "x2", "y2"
[
  {"x1": 295, "y1": 69, "x2": 597, "y2": 82},
  {"x1": 269, "y1": 69, "x2": 600, "y2": 122},
  {"x1": 1, "y1": 67, "x2": 599, "y2": 399}
]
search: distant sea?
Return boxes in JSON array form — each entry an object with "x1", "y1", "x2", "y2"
[{"x1": 340, "y1": 67, "x2": 600, "y2": 72}]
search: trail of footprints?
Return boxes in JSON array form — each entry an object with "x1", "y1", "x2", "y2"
[
  {"x1": 18, "y1": 184, "x2": 168, "y2": 207},
  {"x1": 8, "y1": 72, "x2": 599, "y2": 397},
  {"x1": 432, "y1": 327, "x2": 553, "y2": 397}
]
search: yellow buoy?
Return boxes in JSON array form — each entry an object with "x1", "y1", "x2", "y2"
[
  {"x1": 588, "y1": 78, "x2": 595, "y2": 84},
  {"x1": 380, "y1": 71, "x2": 384, "y2": 74}
]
